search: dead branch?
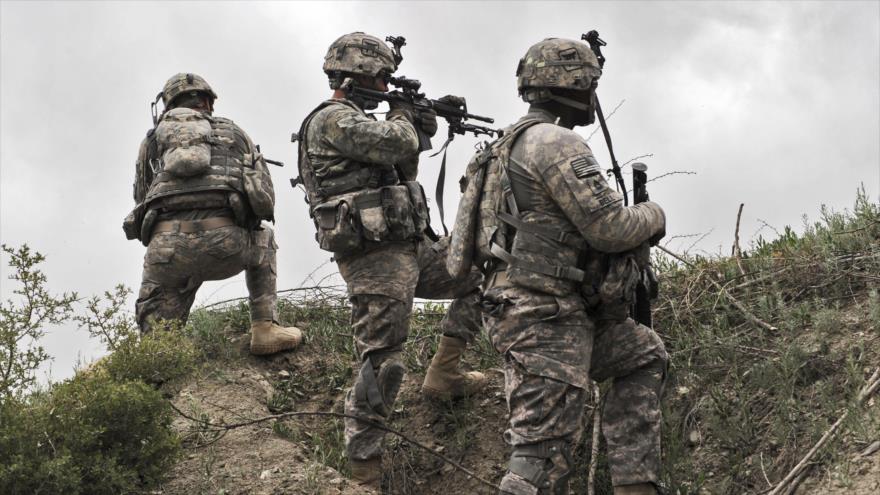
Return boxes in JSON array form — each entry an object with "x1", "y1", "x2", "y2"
[
  {"x1": 768, "y1": 367, "x2": 880, "y2": 495},
  {"x1": 732, "y1": 203, "x2": 746, "y2": 276},
  {"x1": 587, "y1": 382, "x2": 602, "y2": 495},
  {"x1": 646, "y1": 170, "x2": 697, "y2": 183},
  {"x1": 168, "y1": 401, "x2": 497, "y2": 493},
  {"x1": 586, "y1": 99, "x2": 625, "y2": 142},
  {"x1": 657, "y1": 245, "x2": 778, "y2": 331}
]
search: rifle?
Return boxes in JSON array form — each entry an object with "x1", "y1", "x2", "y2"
[
  {"x1": 342, "y1": 76, "x2": 499, "y2": 151},
  {"x1": 631, "y1": 162, "x2": 658, "y2": 328}
]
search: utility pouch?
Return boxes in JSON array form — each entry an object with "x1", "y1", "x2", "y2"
[
  {"x1": 139, "y1": 209, "x2": 158, "y2": 247},
  {"x1": 242, "y1": 153, "x2": 276, "y2": 221},
  {"x1": 381, "y1": 185, "x2": 416, "y2": 241},
  {"x1": 599, "y1": 253, "x2": 641, "y2": 306},
  {"x1": 156, "y1": 108, "x2": 213, "y2": 178},
  {"x1": 313, "y1": 196, "x2": 362, "y2": 255},
  {"x1": 506, "y1": 231, "x2": 578, "y2": 297},
  {"x1": 403, "y1": 181, "x2": 429, "y2": 237},
  {"x1": 123, "y1": 203, "x2": 146, "y2": 241}
]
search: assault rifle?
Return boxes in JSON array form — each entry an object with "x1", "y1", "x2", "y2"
[
  {"x1": 631, "y1": 162, "x2": 659, "y2": 328},
  {"x1": 342, "y1": 75, "x2": 499, "y2": 152},
  {"x1": 582, "y1": 30, "x2": 657, "y2": 327}
]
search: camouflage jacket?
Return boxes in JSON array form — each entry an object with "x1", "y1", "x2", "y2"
[
  {"x1": 300, "y1": 98, "x2": 420, "y2": 205},
  {"x1": 497, "y1": 107, "x2": 665, "y2": 296}
]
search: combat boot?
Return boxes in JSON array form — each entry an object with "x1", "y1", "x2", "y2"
[
  {"x1": 421, "y1": 335, "x2": 487, "y2": 400},
  {"x1": 249, "y1": 320, "x2": 302, "y2": 356},
  {"x1": 614, "y1": 483, "x2": 657, "y2": 495},
  {"x1": 350, "y1": 457, "x2": 382, "y2": 490}
]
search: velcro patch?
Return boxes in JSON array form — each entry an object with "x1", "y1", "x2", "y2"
[{"x1": 570, "y1": 155, "x2": 601, "y2": 179}]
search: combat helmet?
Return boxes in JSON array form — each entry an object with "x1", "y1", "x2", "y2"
[
  {"x1": 323, "y1": 32, "x2": 398, "y2": 89},
  {"x1": 161, "y1": 73, "x2": 218, "y2": 107},
  {"x1": 516, "y1": 38, "x2": 602, "y2": 107}
]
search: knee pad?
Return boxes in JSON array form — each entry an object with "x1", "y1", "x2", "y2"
[
  {"x1": 504, "y1": 440, "x2": 573, "y2": 495},
  {"x1": 354, "y1": 357, "x2": 405, "y2": 417}
]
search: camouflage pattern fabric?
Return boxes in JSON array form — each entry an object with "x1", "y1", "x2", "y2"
[
  {"x1": 484, "y1": 287, "x2": 667, "y2": 487},
  {"x1": 339, "y1": 237, "x2": 482, "y2": 460},
  {"x1": 136, "y1": 224, "x2": 278, "y2": 332},
  {"x1": 303, "y1": 99, "x2": 419, "y2": 185}
]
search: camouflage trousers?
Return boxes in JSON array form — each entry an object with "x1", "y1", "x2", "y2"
[
  {"x1": 136, "y1": 224, "x2": 278, "y2": 333},
  {"x1": 338, "y1": 237, "x2": 482, "y2": 461},
  {"x1": 484, "y1": 285, "x2": 668, "y2": 488}
]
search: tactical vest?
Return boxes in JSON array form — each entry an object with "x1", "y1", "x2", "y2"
[
  {"x1": 449, "y1": 118, "x2": 591, "y2": 297},
  {"x1": 145, "y1": 115, "x2": 251, "y2": 208},
  {"x1": 296, "y1": 100, "x2": 429, "y2": 257}
]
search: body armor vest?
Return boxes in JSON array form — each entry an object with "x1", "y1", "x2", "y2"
[
  {"x1": 481, "y1": 119, "x2": 590, "y2": 297},
  {"x1": 296, "y1": 100, "x2": 428, "y2": 256},
  {"x1": 144, "y1": 116, "x2": 251, "y2": 208}
]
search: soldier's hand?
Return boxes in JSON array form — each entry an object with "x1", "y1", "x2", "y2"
[
  {"x1": 437, "y1": 94, "x2": 467, "y2": 109},
  {"x1": 649, "y1": 227, "x2": 665, "y2": 247},
  {"x1": 417, "y1": 108, "x2": 438, "y2": 138},
  {"x1": 387, "y1": 99, "x2": 416, "y2": 124}
]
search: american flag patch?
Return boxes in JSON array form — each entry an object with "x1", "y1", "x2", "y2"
[{"x1": 570, "y1": 155, "x2": 601, "y2": 178}]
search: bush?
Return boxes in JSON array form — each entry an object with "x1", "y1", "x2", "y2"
[
  {"x1": 103, "y1": 326, "x2": 198, "y2": 385},
  {"x1": 0, "y1": 374, "x2": 179, "y2": 494}
]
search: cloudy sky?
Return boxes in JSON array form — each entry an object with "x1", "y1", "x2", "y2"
[{"x1": 1, "y1": 1, "x2": 878, "y2": 381}]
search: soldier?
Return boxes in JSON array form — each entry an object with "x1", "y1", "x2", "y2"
[
  {"x1": 126, "y1": 73, "x2": 301, "y2": 356},
  {"x1": 295, "y1": 32, "x2": 487, "y2": 488},
  {"x1": 448, "y1": 38, "x2": 668, "y2": 495}
]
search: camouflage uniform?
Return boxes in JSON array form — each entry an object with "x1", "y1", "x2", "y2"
[
  {"x1": 129, "y1": 73, "x2": 282, "y2": 334},
  {"x1": 300, "y1": 98, "x2": 482, "y2": 462},
  {"x1": 449, "y1": 38, "x2": 668, "y2": 494}
]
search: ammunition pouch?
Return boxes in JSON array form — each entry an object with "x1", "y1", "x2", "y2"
[
  {"x1": 123, "y1": 202, "x2": 146, "y2": 241},
  {"x1": 139, "y1": 209, "x2": 158, "y2": 247},
  {"x1": 311, "y1": 182, "x2": 427, "y2": 256},
  {"x1": 242, "y1": 152, "x2": 276, "y2": 222}
]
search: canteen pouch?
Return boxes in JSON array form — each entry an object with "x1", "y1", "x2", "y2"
[
  {"x1": 313, "y1": 196, "x2": 362, "y2": 255},
  {"x1": 403, "y1": 181, "x2": 429, "y2": 237},
  {"x1": 123, "y1": 202, "x2": 146, "y2": 241},
  {"x1": 599, "y1": 252, "x2": 642, "y2": 306}
]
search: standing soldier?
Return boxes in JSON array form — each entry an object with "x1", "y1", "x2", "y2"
[
  {"x1": 448, "y1": 38, "x2": 668, "y2": 495},
  {"x1": 295, "y1": 32, "x2": 486, "y2": 488},
  {"x1": 126, "y1": 73, "x2": 302, "y2": 356}
]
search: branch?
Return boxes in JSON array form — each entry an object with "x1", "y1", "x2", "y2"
[
  {"x1": 656, "y1": 245, "x2": 778, "y2": 331},
  {"x1": 768, "y1": 368, "x2": 880, "y2": 495},
  {"x1": 646, "y1": 170, "x2": 697, "y2": 183},
  {"x1": 168, "y1": 401, "x2": 497, "y2": 492},
  {"x1": 586, "y1": 99, "x2": 625, "y2": 142},
  {"x1": 732, "y1": 203, "x2": 746, "y2": 276}
]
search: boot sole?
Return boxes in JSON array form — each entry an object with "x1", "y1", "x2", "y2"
[{"x1": 249, "y1": 340, "x2": 301, "y2": 356}]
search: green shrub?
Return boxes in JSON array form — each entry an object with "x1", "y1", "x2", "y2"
[
  {"x1": 103, "y1": 326, "x2": 198, "y2": 385},
  {"x1": 0, "y1": 374, "x2": 179, "y2": 494}
]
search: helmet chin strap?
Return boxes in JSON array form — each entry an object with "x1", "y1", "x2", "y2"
[{"x1": 548, "y1": 93, "x2": 591, "y2": 111}]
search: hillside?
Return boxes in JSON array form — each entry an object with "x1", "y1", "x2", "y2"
[{"x1": 154, "y1": 193, "x2": 879, "y2": 494}]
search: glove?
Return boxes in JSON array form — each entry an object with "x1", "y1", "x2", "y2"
[
  {"x1": 416, "y1": 108, "x2": 438, "y2": 138},
  {"x1": 437, "y1": 94, "x2": 466, "y2": 109},
  {"x1": 387, "y1": 99, "x2": 416, "y2": 124},
  {"x1": 649, "y1": 227, "x2": 665, "y2": 247}
]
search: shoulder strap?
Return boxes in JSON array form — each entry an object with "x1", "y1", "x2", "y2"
[{"x1": 294, "y1": 100, "x2": 350, "y2": 210}]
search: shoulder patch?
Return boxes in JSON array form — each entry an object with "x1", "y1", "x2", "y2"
[{"x1": 570, "y1": 155, "x2": 601, "y2": 179}]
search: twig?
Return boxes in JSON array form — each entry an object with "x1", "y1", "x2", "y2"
[
  {"x1": 621, "y1": 153, "x2": 655, "y2": 169},
  {"x1": 587, "y1": 382, "x2": 602, "y2": 495},
  {"x1": 586, "y1": 99, "x2": 625, "y2": 142},
  {"x1": 832, "y1": 219, "x2": 880, "y2": 235},
  {"x1": 168, "y1": 401, "x2": 497, "y2": 493},
  {"x1": 767, "y1": 368, "x2": 880, "y2": 495},
  {"x1": 732, "y1": 203, "x2": 746, "y2": 276},
  {"x1": 657, "y1": 245, "x2": 778, "y2": 331},
  {"x1": 646, "y1": 170, "x2": 697, "y2": 183}
]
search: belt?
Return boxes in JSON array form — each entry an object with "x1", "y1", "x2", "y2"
[
  {"x1": 152, "y1": 216, "x2": 236, "y2": 234},
  {"x1": 483, "y1": 269, "x2": 511, "y2": 291}
]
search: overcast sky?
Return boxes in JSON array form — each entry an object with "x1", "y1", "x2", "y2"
[{"x1": 2, "y1": 1, "x2": 878, "y2": 382}]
